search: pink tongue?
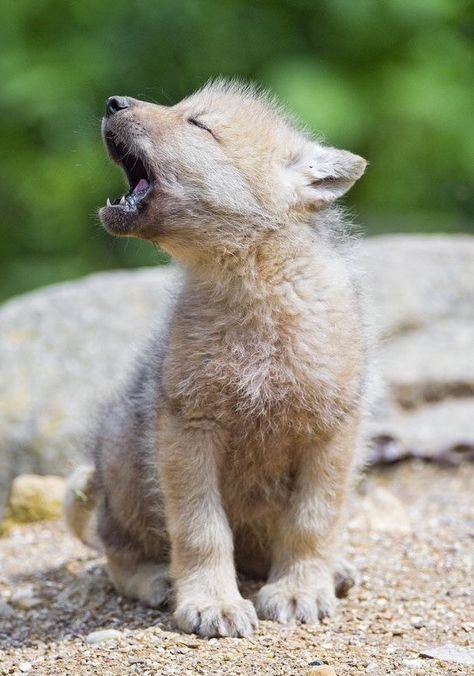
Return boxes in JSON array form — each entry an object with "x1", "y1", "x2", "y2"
[{"x1": 133, "y1": 178, "x2": 149, "y2": 194}]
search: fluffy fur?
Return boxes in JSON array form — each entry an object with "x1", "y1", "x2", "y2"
[{"x1": 65, "y1": 80, "x2": 369, "y2": 638}]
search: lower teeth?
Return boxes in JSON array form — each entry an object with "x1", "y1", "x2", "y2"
[{"x1": 106, "y1": 186, "x2": 149, "y2": 209}]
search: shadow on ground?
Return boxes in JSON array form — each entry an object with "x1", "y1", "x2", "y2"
[{"x1": 1, "y1": 560, "x2": 264, "y2": 650}]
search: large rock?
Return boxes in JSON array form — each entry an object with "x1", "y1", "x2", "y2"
[
  {"x1": 0, "y1": 235, "x2": 473, "y2": 517},
  {"x1": 360, "y1": 235, "x2": 474, "y2": 337},
  {"x1": 380, "y1": 320, "x2": 474, "y2": 408},
  {"x1": 361, "y1": 235, "x2": 474, "y2": 463},
  {"x1": 0, "y1": 266, "x2": 180, "y2": 517},
  {"x1": 7, "y1": 474, "x2": 66, "y2": 523}
]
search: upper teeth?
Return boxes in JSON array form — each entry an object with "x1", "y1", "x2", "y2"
[{"x1": 106, "y1": 196, "x2": 126, "y2": 207}]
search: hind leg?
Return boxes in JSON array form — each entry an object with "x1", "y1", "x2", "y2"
[
  {"x1": 106, "y1": 550, "x2": 172, "y2": 608},
  {"x1": 97, "y1": 497, "x2": 172, "y2": 608}
]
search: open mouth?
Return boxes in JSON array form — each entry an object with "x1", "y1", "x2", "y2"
[{"x1": 103, "y1": 132, "x2": 152, "y2": 212}]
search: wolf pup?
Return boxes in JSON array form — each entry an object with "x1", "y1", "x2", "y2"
[{"x1": 65, "y1": 80, "x2": 369, "y2": 638}]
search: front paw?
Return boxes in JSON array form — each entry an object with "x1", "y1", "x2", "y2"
[
  {"x1": 175, "y1": 596, "x2": 258, "y2": 638},
  {"x1": 256, "y1": 579, "x2": 336, "y2": 624}
]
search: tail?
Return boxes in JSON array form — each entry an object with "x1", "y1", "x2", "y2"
[{"x1": 64, "y1": 465, "x2": 101, "y2": 549}]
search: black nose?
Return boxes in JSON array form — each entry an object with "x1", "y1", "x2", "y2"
[{"x1": 105, "y1": 96, "x2": 130, "y2": 117}]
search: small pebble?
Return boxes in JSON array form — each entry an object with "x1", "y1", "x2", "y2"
[
  {"x1": 0, "y1": 599, "x2": 15, "y2": 618},
  {"x1": 10, "y1": 590, "x2": 42, "y2": 610},
  {"x1": 402, "y1": 658, "x2": 426, "y2": 669},
  {"x1": 391, "y1": 626, "x2": 404, "y2": 636},
  {"x1": 85, "y1": 629, "x2": 123, "y2": 645},
  {"x1": 411, "y1": 616, "x2": 426, "y2": 629},
  {"x1": 305, "y1": 667, "x2": 336, "y2": 676},
  {"x1": 18, "y1": 663, "x2": 32, "y2": 673}
]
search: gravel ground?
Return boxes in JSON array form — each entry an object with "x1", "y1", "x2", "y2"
[{"x1": 0, "y1": 462, "x2": 473, "y2": 676}]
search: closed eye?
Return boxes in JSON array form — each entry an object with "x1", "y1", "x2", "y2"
[{"x1": 188, "y1": 117, "x2": 213, "y2": 134}]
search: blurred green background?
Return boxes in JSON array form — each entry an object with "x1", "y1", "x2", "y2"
[{"x1": 1, "y1": 0, "x2": 473, "y2": 301}]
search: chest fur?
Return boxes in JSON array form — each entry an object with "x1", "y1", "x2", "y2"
[{"x1": 163, "y1": 265, "x2": 363, "y2": 437}]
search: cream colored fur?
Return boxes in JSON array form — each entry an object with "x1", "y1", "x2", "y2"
[{"x1": 65, "y1": 80, "x2": 369, "y2": 638}]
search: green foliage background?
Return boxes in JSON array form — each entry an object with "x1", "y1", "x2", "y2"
[{"x1": 1, "y1": 0, "x2": 473, "y2": 301}]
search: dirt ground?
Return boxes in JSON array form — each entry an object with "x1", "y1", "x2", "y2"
[{"x1": 0, "y1": 462, "x2": 472, "y2": 676}]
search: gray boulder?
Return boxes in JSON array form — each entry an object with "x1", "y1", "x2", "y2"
[
  {"x1": 361, "y1": 235, "x2": 474, "y2": 336},
  {"x1": 0, "y1": 266, "x2": 180, "y2": 517},
  {"x1": 1, "y1": 235, "x2": 473, "y2": 516},
  {"x1": 361, "y1": 235, "x2": 474, "y2": 463}
]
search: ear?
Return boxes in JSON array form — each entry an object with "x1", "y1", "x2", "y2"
[{"x1": 288, "y1": 143, "x2": 367, "y2": 207}]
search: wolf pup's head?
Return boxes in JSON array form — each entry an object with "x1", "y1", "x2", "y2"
[{"x1": 99, "y1": 80, "x2": 366, "y2": 261}]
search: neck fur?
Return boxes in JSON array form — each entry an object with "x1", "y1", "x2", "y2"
[{"x1": 185, "y1": 223, "x2": 323, "y2": 302}]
